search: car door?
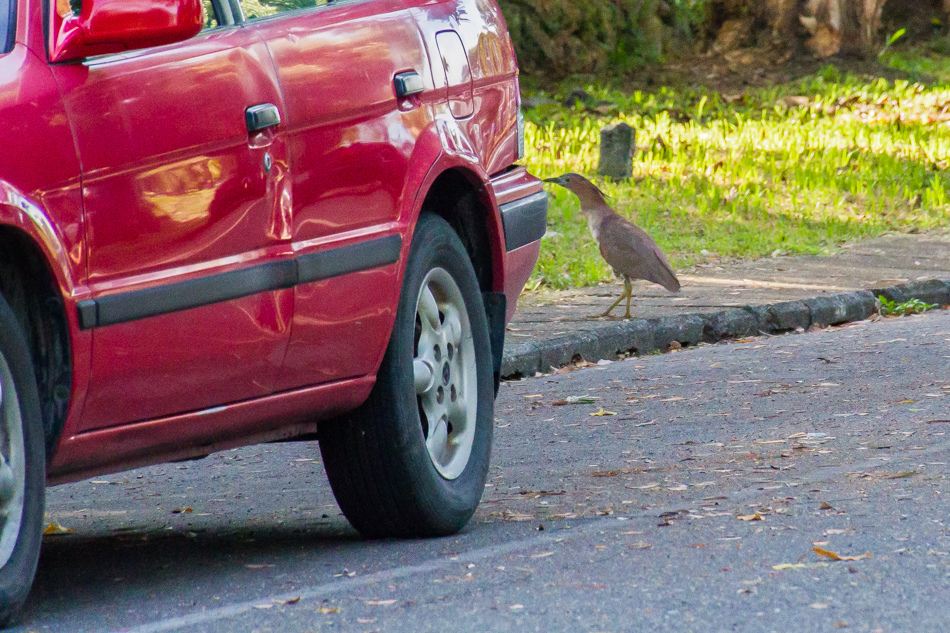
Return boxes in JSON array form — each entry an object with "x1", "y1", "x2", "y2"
[
  {"x1": 51, "y1": 5, "x2": 294, "y2": 431},
  {"x1": 240, "y1": 0, "x2": 431, "y2": 390}
]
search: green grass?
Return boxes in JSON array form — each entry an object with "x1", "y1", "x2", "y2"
[{"x1": 523, "y1": 59, "x2": 950, "y2": 290}]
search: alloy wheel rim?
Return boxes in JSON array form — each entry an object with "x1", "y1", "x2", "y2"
[
  {"x1": 0, "y1": 353, "x2": 25, "y2": 567},
  {"x1": 412, "y1": 268, "x2": 477, "y2": 480}
]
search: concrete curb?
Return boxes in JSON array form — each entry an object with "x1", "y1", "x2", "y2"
[{"x1": 500, "y1": 279, "x2": 950, "y2": 378}]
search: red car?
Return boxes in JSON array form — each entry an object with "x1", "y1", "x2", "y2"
[{"x1": 0, "y1": 0, "x2": 545, "y2": 622}]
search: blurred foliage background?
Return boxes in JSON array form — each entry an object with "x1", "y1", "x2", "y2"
[{"x1": 499, "y1": 0, "x2": 950, "y2": 81}]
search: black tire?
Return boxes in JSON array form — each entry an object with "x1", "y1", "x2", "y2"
[
  {"x1": 320, "y1": 213, "x2": 494, "y2": 538},
  {"x1": 0, "y1": 294, "x2": 45, "y2": 628}
]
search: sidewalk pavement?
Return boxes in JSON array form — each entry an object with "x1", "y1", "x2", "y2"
[{"x1": 500, "y1": 231, "x2": 950, "y2": 377}]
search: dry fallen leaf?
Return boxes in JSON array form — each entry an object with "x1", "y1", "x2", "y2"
[
  {"x1": 316, "y1": 606, "x2": 339, "y2": 614},
  {"x1": 737, "y1": 514, "x2": 763, "y2": 521},
  {"x1": 275, "y1": 597, "x2": 301, "y2": 605},
  {"x1": 365, "y1": 599, "x2": 397, "y2": 606},
  {"x1": 42, "y1": 521, "x2": 72, "y2": 535},
  {"x1": 772, "y1": 562, "x2": 829, "y2": 570},
  {"x1": 814, "y1": 546, "x2": 872, "y2": 561},
  {"x1": 590, "y1": 408, "x2": 616, "y2": 417},
  {"x1": 502, "y1": 511, "x2": 534, "y2": 522},
  {"x1": 530, "y1": 551, "x2": 554, "y2": 559}
]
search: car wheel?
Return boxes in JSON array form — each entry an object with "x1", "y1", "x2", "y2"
[
  {"x1": 0, "y1": 295, "x2": 45, "y2": 627},
  {"x1": 320, "y1": 213, "x2": 494, "y2": 538}
]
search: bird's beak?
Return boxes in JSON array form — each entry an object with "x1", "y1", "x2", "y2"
[{"x1": 543, "y1": 177, "x2": 564, "y2": 185}]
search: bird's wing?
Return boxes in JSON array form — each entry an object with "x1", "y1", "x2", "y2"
[{"x1": 597, "y1": 215, "x2": 680, "y2": 292}]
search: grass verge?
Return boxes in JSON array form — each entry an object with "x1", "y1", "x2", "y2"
[{"x1": 523, "y1": 57, "x2": 950, "y2": 290}]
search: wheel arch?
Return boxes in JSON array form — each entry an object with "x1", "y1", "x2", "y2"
[
  {"x1": 416, "y1": 166, "x2": 505, "y2": 295},
  {"x1": 412, "y1": 165, "x2": 508, "y2": 391},
  {"x1": 0, "y1": 224, "x2": 73, "y2": 459}
]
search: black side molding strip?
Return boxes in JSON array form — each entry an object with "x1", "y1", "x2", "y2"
[
  {"x1": 297, "y1": 234, "x2": 402, "y2": 284},
  {"x1": 78, "y1": 234, "x2": 403, "y2": 330},
  {"x1": 80, "y1": 261, "x2": 297, "y2": 330},
  {"x1": 500, "y1": 191, "x2": 548, "y2": 252}
]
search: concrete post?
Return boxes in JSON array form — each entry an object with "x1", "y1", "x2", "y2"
[{"x1": 597, "y1": 122, "x2": 635, "y2": 181}]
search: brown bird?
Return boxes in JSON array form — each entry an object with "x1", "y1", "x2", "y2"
[{"x1": 544, "y1": 173, "x2": 680, "y2": 318}]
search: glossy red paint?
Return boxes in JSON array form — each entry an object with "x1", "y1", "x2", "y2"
[
  {"x1": 80, "y1": 0, "x2": 203, "y2": 46},
  {"x1": 50, "y1": 0, "x2": 203, "y2": 61},
  {"x1": 252, "y1": 0, "x2": 428, "y2": 389},
  {"x1": 0, "y1": 0, "x2": 543, "y2": 482},
  {"x1": 49, "y1": 376, "x2": 376, "y2": 484},
  {"x1": 51, "y1": 24, "x2": 295, "y2": 430},
  {"x1": 491, "y1": 166, "x2": 545, "y2": 319}
]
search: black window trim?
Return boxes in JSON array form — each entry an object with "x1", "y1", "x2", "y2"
[{"x1": 235, "y1": 0, "x2": 349, "y2": 25}]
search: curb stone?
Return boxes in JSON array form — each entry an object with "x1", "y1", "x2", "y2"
[
  {"x1": 500, "y1": 279, "x2": 949, "y2": 378},
  {"x1": 870, "y1": 279, "x2": 950, "y2": 307}
]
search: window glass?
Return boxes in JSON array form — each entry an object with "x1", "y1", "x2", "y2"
[
  {"x1": 241, "y1": 0, "x2": 327, "y2": 20},
  {"x1": 202, "y1": 0, "x2": 219, "y2": 27},
  {"x1": 0, "y1": 0, "x2": 10, "y2": 54}
]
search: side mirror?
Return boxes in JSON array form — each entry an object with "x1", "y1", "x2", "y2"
[{"x1": 50, "y1": 0, "x2": 204, "y2": 62}]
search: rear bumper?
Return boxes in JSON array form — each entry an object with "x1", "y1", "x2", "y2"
[{"x1": 490, "y1": 167, "x2": 547, "y2": 321}]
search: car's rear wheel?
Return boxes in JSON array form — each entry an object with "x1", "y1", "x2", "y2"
[
  {"x1": 0, "y1": 295, "x2": 45, "y2": 627},
  {"x1": 320, "y1": 213, "x2": 494, "y2": 538}
]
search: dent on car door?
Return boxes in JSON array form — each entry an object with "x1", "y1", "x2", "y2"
[
  {"x1": 51, "y1": 2, "x2": 294, "y2": 431},
  {"x1": 241, "y1": 0, "x2": 431, "y2": 389}
]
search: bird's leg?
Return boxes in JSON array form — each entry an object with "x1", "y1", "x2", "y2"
[
  {"x1": 600, "y1": 281, "x2": 630, "y2": 318},
  {"x1": 623, "y1": 277, "x2": 633, "y2": 319}
]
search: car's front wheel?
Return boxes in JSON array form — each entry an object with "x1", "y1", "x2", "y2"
[
  {"x1": 0, "y1": 294, "x2": 46, "y2": 627},
  {"x1": 320, "y1": 213, "x2": 494, "y2": 538}
]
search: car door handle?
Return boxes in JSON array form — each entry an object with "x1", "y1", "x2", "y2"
[
  {"x1": 394, "y1": 72, "x2": 424, "y2": 98},
  {"x1": 246, "y1": 103, "x2": 281, "y2": 133}
]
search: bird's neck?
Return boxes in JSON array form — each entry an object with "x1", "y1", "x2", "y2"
[{"x1": 583, "y1": 206, "x2": 615, "y2": 241}]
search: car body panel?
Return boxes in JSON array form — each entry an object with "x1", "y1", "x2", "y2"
[
  {"x1": 47, "y1": 375, "x2": 375, "y2": 483},
  {"x1": 248, "y1": 1, "x2": 427, "y2": 389},
  {"x1": 50, "y1": 26, "x2": 295, "y2": 430},
  {"x1": 0, "y1": 0, "x2": 544, "y2": 480},
  {"x1": 406, "y1": 0, "x2": 519, "y2": 176}
]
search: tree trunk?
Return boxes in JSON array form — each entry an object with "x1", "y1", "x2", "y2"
[{"x1": 800, "y1": 0, "x2": 886, "y2": 58}]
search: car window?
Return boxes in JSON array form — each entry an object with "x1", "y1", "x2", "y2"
[
  {"x1": 240, "y1": 0, "x2": 328, "y2": 20},
  {"x1": 202, "y1": 0, "x2": 222, "y2": 27},
  {"x1": 0, "y1": 0, "x2": 13, "y2": 54}
]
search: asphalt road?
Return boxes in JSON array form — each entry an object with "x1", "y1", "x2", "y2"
[{"x1": 13, "y1": 310, "x2": 950, "y2": 633}]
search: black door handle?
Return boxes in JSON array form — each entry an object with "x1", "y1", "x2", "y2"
[
  {"x1": 246, "y1": 103, "x2": 281, "y2": 133},
  {"x1": 394, "y1": 72, "x2": 424, "y2": 98}
]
